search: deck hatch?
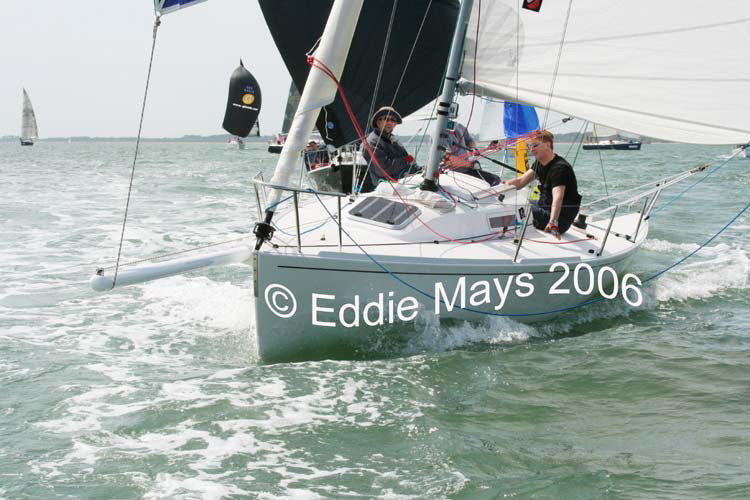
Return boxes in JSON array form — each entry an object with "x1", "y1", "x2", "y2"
[{"x1": 349, "y1": 196, "x2": 420, "y2": 229}]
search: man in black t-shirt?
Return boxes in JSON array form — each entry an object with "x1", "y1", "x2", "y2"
[{"x1": 501, "y1": 130, "x2": 581, "y2": 239}]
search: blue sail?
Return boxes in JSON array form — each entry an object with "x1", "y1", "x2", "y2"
[
  {"x1": 154, "y1": 0, "x2": 208, "y2": 15},
  {"x1": 503, "y1": 102, "x2": 539, "y2": 138}
]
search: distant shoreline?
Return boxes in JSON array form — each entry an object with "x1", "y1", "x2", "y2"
[
  {"x1": 0, "y1": 134, "x2": 267, "y2": 143},
  {"x1": 1, "y1": 134, "x2": 681, "y2": 144}
]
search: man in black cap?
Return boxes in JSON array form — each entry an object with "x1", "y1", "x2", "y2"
[{"x1": 362, "y1": 106, "x2": 417, "y2": 189}]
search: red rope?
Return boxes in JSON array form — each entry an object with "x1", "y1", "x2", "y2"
[{"x1": 307, "y1": 56, "x2": 508, "y2": 245}]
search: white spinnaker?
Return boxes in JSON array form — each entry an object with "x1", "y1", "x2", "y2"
[
  {"x1": 462, "y1": 1, "x2": 750, "y2": 144},
  {"x1": 21, "y1": 89, "x2": 38, "y2": 140}
]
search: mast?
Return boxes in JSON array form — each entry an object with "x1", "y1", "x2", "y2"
[
  {"x1": 421, "y1": 0, "x2": 474, "y2": 192},
  {"x1": 254, "y1": 0, "x2": 364, "y2": 250}
]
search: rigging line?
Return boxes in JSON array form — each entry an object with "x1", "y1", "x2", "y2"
[
  {"x1": 644, "y1": 199, "x2": 750, "y2": 284},
  {"x1": 309, "y1": 190, "x2": 611, "y2": 318},
  {"x1": 564, "y1": 119, "x2": 586, "y2": 158},
  {"x1": 569, "y1": 120, "x2": 587, "y2": 167},
  {"x1": 650, "y1": 147, "x2": 744, "y2": 216},
  {"x1": 358, "y1": 0, "x2": 433, "y2": 194},
  {"x1": 390, "y1": 0, "x2": 432, "y2": 106},
  {"x1": 311, "y1": 57, "x2": 509, "y2": 245},
  {"x1": 312, "y1": 192, "x2": 750, "y2": 318},
  {"x1": 542, "y1": 0, "x2": 574, "y2": 129},
  {"x1": 595, "y1": 130, "x2": 612, "y2": 207},
  {"x1": 102, "y1": 235, "x2": 251, "y2": 271},
  {"x1": 356, "y1": 0, "x2": 399, "y2": 194},
  {"x1": 365, "y1": 0, "x2": 398, "y2": 139},
  {"x1": 459, "y1": 0, "x2": 481, "y2": 144},
  {"x1": 516, "y1": 0, "x2": 520, "y2": 104},
  {"x1": 111, "y1": 15, "x2": 161, "y2": 289}
]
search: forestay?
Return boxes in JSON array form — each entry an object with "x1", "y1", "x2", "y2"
[{"x1": 462, "y1": 1, "x2": 750, "y2": 144}]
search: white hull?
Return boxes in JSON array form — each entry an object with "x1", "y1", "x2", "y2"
[
  {"x1": 733, "y1": 146, "x2": 749, "y2": 158},
  {"x1": 253, "y1": 171, "x2": 648, "y2": 361}
]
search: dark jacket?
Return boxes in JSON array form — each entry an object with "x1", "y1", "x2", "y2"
[{"x1": 362, "y1": 128, "x2": 411, "y2": 186}]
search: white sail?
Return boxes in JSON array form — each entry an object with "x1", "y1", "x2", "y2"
[
  {"x1": 478, "y1": 99, "x2": 503, "y2": 142},
  {"x1": 21, "y1": 89, "x2": 39, "y2": 141},
  {"x1": 592, "y1": 124, "x2": 618, "y2": 139},
  {"x1": 462, "y1": 1, "x2": 750, "y2": 144}
]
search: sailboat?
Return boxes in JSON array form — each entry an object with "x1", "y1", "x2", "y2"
[
  {"x1": 267, "y1": 82, "x2": 300, "y2": 154},
  {"x1": 92, "y1": 0, "x2": 750, "y2": 362},
  {"x1": 20, "y1": 88, "x2": 39, "y2": 146},
  {"x1": 583, "y1": 124, "x2": 642, "y2": 150},
  {"x1": 222, "y1": 60, "x2": 261, "y2": 151}
]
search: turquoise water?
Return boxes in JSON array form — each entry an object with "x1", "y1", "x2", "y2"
[{"x1": 1, "y1": 141, "x2": 748, "y2": 499}]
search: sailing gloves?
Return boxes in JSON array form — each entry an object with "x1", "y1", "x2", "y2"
[{"x1": 544, "y1": 220, "x2": 561, "y2": 240}]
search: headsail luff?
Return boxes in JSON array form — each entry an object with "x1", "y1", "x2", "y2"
[
  {"x1": 259, "y1": 0, "x2": 459, "y2": 148},
  {"x1": 461, "y1": 1, "x2": 750, "y2": 144},
  {"x1": 21, "y1": 89, "x2": 39, "y2": 141},
  {"x1": 154, "y1": 0, "x2": 208, "y2": 15}
]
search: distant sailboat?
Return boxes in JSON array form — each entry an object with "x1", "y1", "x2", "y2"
[
  {"x1": 268, "y1": 82, "x2": 300, "y2": 153},
  {"x1": 583, "y1": 124, "x2": 642, "y2": 150},
  {"x1": 20, "y1": 88, "x2": 38, "y2": 146},
  {"x1": 222, "y1": 60, "x2": 261, "y2": 151}
]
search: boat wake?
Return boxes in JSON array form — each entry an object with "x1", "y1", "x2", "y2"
[{"x1": 642, "y1": 240, "x2": 749, "y2": 303}]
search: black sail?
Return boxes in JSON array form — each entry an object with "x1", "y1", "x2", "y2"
[
  {"x1": 259, "y1": 0, "x2": 459, "y2": 148},
  {"x1": 281, "y1": 82, "x2": 301, "y2": 135},
  {"x1": 222, "y1": 60, "x2": 262, "y2": 137}
]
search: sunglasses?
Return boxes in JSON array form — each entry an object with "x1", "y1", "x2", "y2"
[{"x1": 379, "y1": 116, "x2": 398, "y2": 123}]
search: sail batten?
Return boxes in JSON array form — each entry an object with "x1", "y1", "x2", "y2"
[{"x1": 462, "y1": 1, "x2": 750, "y2": 144}]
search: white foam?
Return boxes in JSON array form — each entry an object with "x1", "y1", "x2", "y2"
[
  {"x1": 642, "y1": 239, "x2": 733, "y2": 258},
  {"x1": 143, "y1": 474, "x2": 251, "y2": 500},
  {"x1": 140, "y1": 275, "x2": 254, "y2": 333},
  {"x1": 653, "y1": 247, "x2": 749, "y2": 302}
]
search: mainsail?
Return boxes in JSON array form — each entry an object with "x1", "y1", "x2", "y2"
[
  {"x1": 259, "y1": 0, "x2": 459, "y2": 147},
  {"x1": 21, "y1": 89, "x2": 39, "y2": 141},
  {"x1": 281, "y1": 82, "x2": 300, "y2": 135},
  {"x1": 461, "y1": 1, "x2": 750, "y2": 144},
  {"x1": 222, "y1": 60, "x2": 262, "y2": 138}
]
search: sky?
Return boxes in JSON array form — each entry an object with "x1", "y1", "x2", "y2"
[{"x1": 0, "y1": 0, "x2": 580, "y2": 139}]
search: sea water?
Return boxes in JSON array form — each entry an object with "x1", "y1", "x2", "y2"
[{"x1": 1, "y1": 141, "x2": 748, "y2": 499}]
